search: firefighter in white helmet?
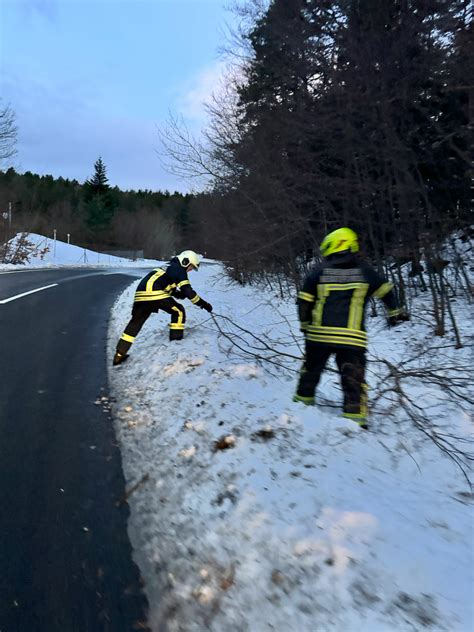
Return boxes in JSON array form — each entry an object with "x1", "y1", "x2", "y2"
[{"x1": 113, "y1": 250, "x2": 212, "y2": 365}]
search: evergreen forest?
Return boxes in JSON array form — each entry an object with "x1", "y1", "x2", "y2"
[{"x1": 0, "y1": 160, "x2": 193, "y2": 259}]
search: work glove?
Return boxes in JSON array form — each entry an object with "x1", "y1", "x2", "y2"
[
  {"x1": 388, "y1": 310, "x2": 410, "y2": 327},
  {"x1": 198, "y1": 299, "x2": 213, "y2": 313}
]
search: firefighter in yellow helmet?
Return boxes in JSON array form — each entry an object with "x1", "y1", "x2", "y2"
[
  {"x1": 294, "y1": 228, "x2": 408, "y2": 428},
  {"x1": 113, "y1": 250, "x2": 213, "y2": 365}
]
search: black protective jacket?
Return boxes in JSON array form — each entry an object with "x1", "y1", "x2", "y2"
[
  {"x1": 298, "y1": 253, "x2": 401, "y2": 349},
  {"x1": 134, "y1": 257, "x2": 203, "y2": 306}
]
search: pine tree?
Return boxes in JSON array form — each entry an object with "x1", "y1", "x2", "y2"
[
  {"x1": 223, "y1": 0, "x2": 342, "y2": 276},
  {"x1": 202, "y1": 0, "x2": 470, "y2": 279},
  {"x1": 83, "y1": 157, "x2": 116, "y2": 232},
  {"x1": 85, "y1": 157, "x2": 109, "y2": 195}
]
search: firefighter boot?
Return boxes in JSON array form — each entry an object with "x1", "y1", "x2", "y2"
[
  {"x1": 293, "y1": 394, "x2": 315, "y2": 406},
  {"x1": 169, "y1": 329, "x2": 184, "y2": 341},
  {"x1": 113, "y1": 352, "x2": 129, "y2": 366},
  {"x1": 342, "y1": 411, "x2": 368, "y2": 430}
]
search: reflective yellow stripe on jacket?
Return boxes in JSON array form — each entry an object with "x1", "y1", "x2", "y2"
[
  {"x1": 305, "y1": 326, "x2": 368, "y2": 348},
  {"x1": 305, "y1": 282, "x2": 370, "y2": 348},
  {"x1": 134, "y1": 269, "x2": 177, "y2": 302}
]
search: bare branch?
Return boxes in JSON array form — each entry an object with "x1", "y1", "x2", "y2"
[{"x1": 0, "y1": 102, "x2": 18, "y2": 164}]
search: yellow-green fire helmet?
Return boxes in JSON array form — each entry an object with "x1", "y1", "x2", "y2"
[{"x1": 320, "y1": 227, "x2": 359, "y2": 257}]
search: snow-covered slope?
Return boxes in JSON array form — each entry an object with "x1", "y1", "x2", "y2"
[
  {"x1": 0, "y1": 232, "x2": 160, "y2": 268},
  {"x1": 108, "y1": 263, "x2": 473, "y2": 631}
]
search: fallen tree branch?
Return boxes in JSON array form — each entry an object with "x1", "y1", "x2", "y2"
[{"x1": 116, "y1": 473, "x2": 150, "y2": 507}]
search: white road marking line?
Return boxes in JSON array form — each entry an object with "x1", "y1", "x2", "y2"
[
  {"x1": 0, "y1": 283, "x2": 58, "y2": 304},
  {"x1": 0, "y1": 269, "x2": 54, "y2": 275}
]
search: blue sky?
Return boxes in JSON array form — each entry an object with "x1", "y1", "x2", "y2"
[{"x1": 0, "y1": 0, "x2": 233, "y2": 192}]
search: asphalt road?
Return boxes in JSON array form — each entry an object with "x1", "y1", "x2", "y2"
[{"x1": 0, "y1": 268, "x2": 150, "y2": 632}]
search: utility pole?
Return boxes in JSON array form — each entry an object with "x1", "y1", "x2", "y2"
[
  {"x1": 8, "y1": 202, "x2": 12, "y2": 228},
  {"x1": 53, "y1": 229, "x2": 57, "y2": 258}
]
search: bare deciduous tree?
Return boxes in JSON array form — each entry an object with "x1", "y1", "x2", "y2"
[
  {"x1": 0, "y1": 103, "x2": 18, "y2": 165},
  {"x1": 160, "y1": 0, "x2": 471, "y2": 338}
]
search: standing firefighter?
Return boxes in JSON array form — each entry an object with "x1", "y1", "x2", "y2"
[
  {"x1": 113, "y1": 250, "x2": 213, "y2": 366},
  {"x1": 294, "y1": 228, "x2": 408, "y2": 428}
]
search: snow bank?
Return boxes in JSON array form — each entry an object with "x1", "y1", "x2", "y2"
[
  {"x1": 108, "y1": 263, "x2": 473, "y2": 631},
  {"x1": 0, "y1": 232, "x2": 161, "y2": 269}
]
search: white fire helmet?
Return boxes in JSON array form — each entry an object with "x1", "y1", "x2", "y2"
[{"x1": 177, "y1": 250, "x2": 200, "y2": 270}]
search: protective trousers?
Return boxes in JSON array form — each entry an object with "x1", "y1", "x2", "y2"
[
  {"x1": 296, "y1": 341, "x2": 367, "y2": 419},
  {"x1": 116, "y1": 298, "x2": 186, "y2": 356}
]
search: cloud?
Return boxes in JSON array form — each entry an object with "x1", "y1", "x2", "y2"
[
  {"x1": 178, "y1": 61, "x2": 228, "y2": 123},
  {"x1": 4, "y1": 69, "x2": 186, "y2": 192},
  {"x1": 15, "y1": 0, "x2": 58, "y2": 21}
]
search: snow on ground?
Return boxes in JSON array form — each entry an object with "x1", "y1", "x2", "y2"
[
  {"x1": 0, "y1": 232, "x2": 160, "y2": 269},
  {"x1": 108, "y1": 263, "x2": 473, "y2": 631}
]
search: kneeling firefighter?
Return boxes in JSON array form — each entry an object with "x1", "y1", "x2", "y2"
[
  {"x1": 113, "y1": 250, "x2": 213, "y2": 366},
  {"x1": 294, "y1": 227, "x2": 408, "y2": 428}
]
